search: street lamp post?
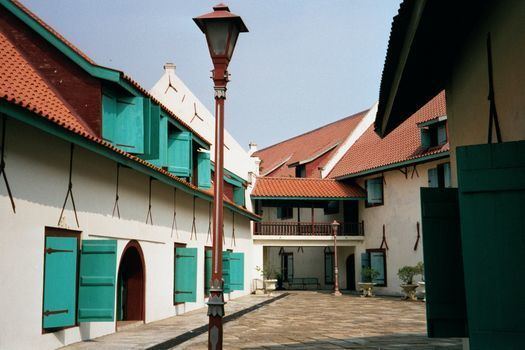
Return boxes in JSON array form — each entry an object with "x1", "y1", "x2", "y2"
[
  {"x1": 332, "y1": 220, "x2": 342, "y2": 296},
  {"x1": 193, "y1": 4, "x2": 248, "y2": 350}
]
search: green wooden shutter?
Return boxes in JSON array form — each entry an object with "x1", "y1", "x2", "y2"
[
  {"x1": 151, "y1": 116, "x2": 168, "y2": 168},
  {"x1": 143, "y1": 101, "x2": 160, "y2": 160},
  {"x1": 115, "y1": 96, "x2": 144, "y2": 154},
  {"x1": 360, "y1": 252, "x2": 370, "y2": 282},
  {"x1": 222, "y1": 251, "x2": 231, "y2": 293},
  {"x1": 443, "y1": 162, "x2": 451, "y2": 188},
  {"x1": 77, "y1": 240, "x2": 117, "y2": 322},
  {"x1": 174, "y1": 247, "x2": 197, "y2": 303},
  {"x1": 437, "y1": 124, "x2": 447, "y2": 145},
  {"x1": 428, "y1": 168, "x2": 438, "y2": 188},
  {"x1": 233, "y1": 186, "x2": 245, "y2": 206},
  {"x1": 102, "y1": 92, "x2": 117, "y2": 144},
  {"x1": 370, "y1": 251, "x2": 385, "y2": 286},
  {"x1": 277, "y1": 207, "x2": 283, "y2": 219},
  {"x1": 421, "y1": 128, "x2": 431, "y2": 147},
  {"x1": 205, "y1": 249, "x2": 212, "y2": 296},
  {"x1": 168, "y1": 131, "x2": 192, "y2": 177},
  {"x1": 229, "y1": 252, "x2": 244, "y2": 291},
  {"x1": 457, "y1": 141, "x2": 525, "y2": 348},
  {"x1": 367, "y1": 178, "x2": 382, "y2": 204},
  {"x1": 197, "y1": 151, "x2": 211, "y2": 189},
  {"x1": 43, "y1": 236, "x2": 78, "y2": 329},
  {"x1": 421, "y1": 187, "x2": 467, "y2": 338}
]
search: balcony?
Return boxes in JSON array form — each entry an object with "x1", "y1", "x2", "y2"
[{"x1": 254, "y1": 222, "x2": 364, "y2": 236}]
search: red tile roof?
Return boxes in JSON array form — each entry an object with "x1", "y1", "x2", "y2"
[
  {"x1": 8, "y1": 0, "x2": 210, "y2": 145},
  {"x1": 0, "y1": 25, "x2": 257, "y2": 220},
  {"x1": 329, "y1": 91, "x2": 448, "y2": 178},
  {"x1": 253, "y1": 110, "x2": 368, "y2": 177},
  {"x1": 252, "y1": 177, "x2": 365, "y2": 199}
]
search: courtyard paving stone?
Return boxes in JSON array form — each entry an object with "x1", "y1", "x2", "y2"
[{"x1": 63, "y1": 291, "x2": 462, "y2": 349}]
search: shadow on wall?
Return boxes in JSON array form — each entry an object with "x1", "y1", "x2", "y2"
[{"x1": 0, "y1": 117, "x2": 222, "y2": 231}]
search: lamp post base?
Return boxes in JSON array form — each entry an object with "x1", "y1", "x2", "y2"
[{"x1": 332, "y1": 290, "x2": 342, "y2": 296}]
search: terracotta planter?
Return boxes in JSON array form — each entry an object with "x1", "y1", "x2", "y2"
[
  {"x1": 400, "y1": 284, "x2": 418, "y2": 301},
  {"x1": 357, "y1": 282, "x2": 376, "y2": 297}
]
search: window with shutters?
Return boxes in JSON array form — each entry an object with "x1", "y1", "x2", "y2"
[
  {"x1": 295, "y1": 164, "x2": 306, "y2": 178},
  {"x1": 42, "y1": 227, "x2": 80, "y2": 332},
  {"x1": 365, "y1": 177, "x2": 384, "y2": 207},
  {"x1": 421, "y1": 121, "x2": 447, "y2": 149},
  {"x1": 174, "y1": 243, "x2": 198, "y2": 304},
  {"x1": 324, "y1": 251, "x2": 334, "y2": 285},
  {"x1": 428, "y1": 162, "x2": 451, "y2": 188},
  {"x1": 361, "y1": 249, "x2": 387, "y2": 287}
]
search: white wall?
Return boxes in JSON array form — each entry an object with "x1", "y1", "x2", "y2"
[
  {"x1": 0, "y1": 119, "x2": 260, "y2": 350},
  {"x1": 355, "y1": 160, "x2": 447, "y2": 295}
]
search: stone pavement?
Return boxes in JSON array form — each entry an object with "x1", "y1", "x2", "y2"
[{"x1": 63, "y1": 291, "x2": 463, "y2": 350}]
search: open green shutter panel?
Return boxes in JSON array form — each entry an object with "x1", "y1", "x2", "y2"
[
  {"x1": 77, "y1": 240, "x2": 117, "y2": 322},
  {"x1": 437, "y1": 124, "x2": 447, "y2": 145},
  {"x1": 43, "y1": 236, "x2": 78, "y2": 329},
  {"x1": 229, "y1": 252, "x2": 244, "y2": 291},
  {"x1": 168, "y1": 131, "x2": 192, "y2": 177},
  {"x1": 102, "y1": 93, "x2": 117, "y2": 144},
  {"x1": 370, "y1": 252, "x2": 385, "y2": 286},
  {"x1": 443, "y1": 163, "x2": 451, "y2": 188},
  {"x1": 276, "y1": 207, "x2": 283, "y2": 219},
  {"x1": 360, "y1": 252, "x2": 370, "y2": 282},
  {"x1": 174, "y1": 247, "x2": 197, "y2": 303},
  {"x1": 150, "y1": 116, "x2": 168, "y2": 168},
  {"x1": 420, "y1": 188, "x2": 468, "y2": 338},
  {"x1": 225, "y1": 176, "x2": 243, "y2": 188},
  {"x1": 233, "y1": 187, "x2": 245, "y2": 207},
  {"x1": 222, "y1": 251, "x2": 231, "y2": 293},
  {"x1": 421, "y1": 128, "x2": 431, "y2": 148},
  {"x1": 115, "y1": 97, "x2": 145, "y2": 154},
  {"x1": 197, "y1": 151, "x2": 212, "y2": 189},
  {"x1": 367, "y1": 179, "x2": 382, "y2": 203},
  {"x1": 205, "y1": 249, "x2": 212, "y2": 296},
  {"x1": 428, "y1": 168, "x2": 438, "y2": 188},
  {"x1": 457, "y1": 141, "x2": 525, "y2": 348},
  {"x1": 142, "y1": 101, "x2": 160, "y2": 160}
]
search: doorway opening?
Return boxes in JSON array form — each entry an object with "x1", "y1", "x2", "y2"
[
  {"x1": 346, "y1": 254, "x2": 356, "y2": 291},
  {"x1": 117, "y1": 240, "x2": 145, "y2": 330}
]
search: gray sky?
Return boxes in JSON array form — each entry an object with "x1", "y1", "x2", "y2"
[{"x1": 21, "y1": 0, "x2": 401, "y2": 150}]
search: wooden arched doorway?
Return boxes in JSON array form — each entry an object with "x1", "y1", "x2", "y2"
[
  {"x1": 346, "y1": 254, "x2": 356, "y2": 291},
  {"x1": 117, "y1": 240, "x2": 145, "y2": 325}
]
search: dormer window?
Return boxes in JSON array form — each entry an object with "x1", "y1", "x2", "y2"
[
  {"x1": 295, "y1": 164, "x2": 306, "y2": 178},
  {"x1": 421, "y1": 120, "x2": 447, "y2": 148}
]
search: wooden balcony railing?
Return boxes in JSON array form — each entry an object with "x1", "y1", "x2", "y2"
[{"x1": 254, "y1": 221, "x2": 364, "y2": 236}]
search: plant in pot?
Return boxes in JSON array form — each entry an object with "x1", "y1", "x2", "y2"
[
  {"x1": 398, "y1": 265, "x2": 420, "y2": 301},
  {"x1": 358, "y1": 267, "x2": 379, "y2": 297},
  {"x1": 275, "y1": 272, "x2": 284, "y2": 290},
  {"x1": 256, "y1": 264, "x2": 277, "y2": 295}
]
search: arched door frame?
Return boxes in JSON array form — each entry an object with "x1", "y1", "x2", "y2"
[{"x1": 117, "y1": 240, "x2": 146, "y2": 324}]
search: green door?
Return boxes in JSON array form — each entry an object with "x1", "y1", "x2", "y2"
[
  {"x1": 42, "y1": 236, "x2": 78, "y2": 329},
  {"x1": 457, "y1": 141, "x2": 525, "y2": 348},
  {"x1": 174, "y1": 247, "x2": 197, "y2": 303},
  {"x1": 420, "y1": 188, "x2": 468, "y2": 338},
  {"x1": 77, "y1": 240, "x2": 117, "y2": 322}
]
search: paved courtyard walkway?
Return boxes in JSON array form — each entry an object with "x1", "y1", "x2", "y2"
[{"x1": 63, "y1": 292, "x2": 462, "y2": 350}]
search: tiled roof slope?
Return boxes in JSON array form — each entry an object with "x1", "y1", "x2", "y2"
[
  {"x1": 253, "y1": 110, "x2": 368, "y2": 177},
  {"x1": 0, "y1": 28, "x2": 257, "y2": 219},
  {"x1": 8, "y1": 0, "x2": 209, "y2": 145},
  {"x1": 329, "y1": 91, "x2": 448, "y2": 178},
  {"x1": 252, "y1": 177, "x2": 365, "y2": 199}
]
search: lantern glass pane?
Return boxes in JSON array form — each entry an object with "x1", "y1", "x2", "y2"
[
  {"x1": 206, "y1": 21, "x2": 230, "y2": 56},
  {"x1": 227, "y1": 25, "x2": 239, "y2": 59}
]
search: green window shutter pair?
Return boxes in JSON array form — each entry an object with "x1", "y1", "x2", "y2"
[
  {"x1": 437, "y1": 124, "x2": 447, "y2": 145},
  {"x1": 229, "y1": 252, "x2": 244, "y2": 291},
  {"x1": 370, "y1": 252, "x2": 385, "y2": 286},
  {"x1": 428, "y1": 168, "x2": 438, "y2": 188},
  {"x1": 174, "y1": 247, "x2": 198, "y2": 303},
  {"x1": 43, "y1": 239, "x2": 117, "y2": 329},
  {"x1": 142, "y1": 101, "x2": 161, "y2": 160},
  {"x1": 360, "y1": 252, "x2": 370, "y2": 282},
  {"x1": 233, "y1": 186, "x2": 245, "y2": 207},
  {"x1": 168, "y1": 131, "x2": 192, "y2": 178},
  {"x1": 197, "y1": 151, "x2": 212, "y2": 189},
  {"x1": 367, "y1": 178, "x2": 383, "y2": 204},
  {"x1": 43, "y1": 237, "x2": 78, "y2": 329},
  {"x1": 420, "y1": 188, "x2": 467, "y2": 338},
  {"x1": 77, "y1": 240, "x2": 117, "y2": 322},
  {"x1": 456, "y1": 141, "x2": 525, "y2": 348},
  {"x1": 205, "y1": 249, "x2": 212, "y2": 296},
  {"x1": 222, "y1": 251, "x2": 231, "y2": 293}
]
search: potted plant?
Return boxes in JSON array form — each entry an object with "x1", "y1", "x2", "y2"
[
  {"x1": 256, "y1": 264, "x2": 277, "y2": 295},
  {"x1": 398, "y1": 265, "x2": 420, "y2": 301},
  {"x1": 358, "y1": 267, "x2": 379, "y2": 297},
  {"x1": 275, "y1": 272, "x2": 284, "y2": 290}
]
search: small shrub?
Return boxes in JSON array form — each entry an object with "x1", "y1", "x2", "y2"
[
  {"x1": 362, "y1": 267, "x2": 380, "y2": 282},
  {"x1": 397, "y1": 265, "x2": 419, "y2": 284}
]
